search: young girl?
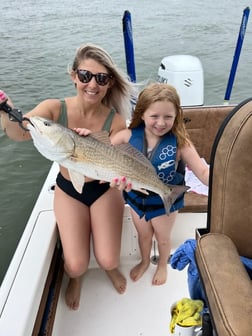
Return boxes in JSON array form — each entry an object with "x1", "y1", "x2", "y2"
[{"x1": 111, "y1": 83, "x2": 209, "y2": 286}]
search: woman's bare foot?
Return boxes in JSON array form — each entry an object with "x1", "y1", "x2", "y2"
[
  {"x1": 130, "y1": 261, "x2": 150, "y2": 282},
  {"x1": 65, "y1": 277, "x2": 82, "y2": 310},
  {"x1": 152, "y1": 264, "x2": 167, "y2": 285},
  {"x1": 106, "y1": 268, "x2": 127, "y2": 294}
]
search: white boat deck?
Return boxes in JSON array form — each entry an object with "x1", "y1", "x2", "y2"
[
  {"x1": 54, "y1": 266, "x2": 188, "y2": 336},
  {"x1": 52, "y1": 210, "x2": 207, "y2": 336},
  {"x1": 0, "y1": 162, "x2": 207, "y2": 336}
]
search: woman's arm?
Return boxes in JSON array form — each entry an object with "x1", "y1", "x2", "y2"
[{"x1": 0, "y1": 92, "x2": 61, "y2": 141}]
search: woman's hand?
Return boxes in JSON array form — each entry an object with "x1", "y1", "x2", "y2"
[
  {"x1": 74, "y1": 127, "x2": 91, "y2": 136},
  {"x1": 0, "y1": 90, "x2": 10, "y2": 115},
  {"x1": 110, "y1": 176, "x2": 132, "y2": 192},
  {"x1": 0, "y1": 90, "x2": 8, "y2": 105}
]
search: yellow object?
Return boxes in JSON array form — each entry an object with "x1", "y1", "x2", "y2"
[{"x1": 170, "y1": 298, "x2": 204, "y2": 334}]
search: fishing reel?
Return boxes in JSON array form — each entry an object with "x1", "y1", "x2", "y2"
[{"x1": 0, "y1": 99, "x2": 30, "y2": 131}]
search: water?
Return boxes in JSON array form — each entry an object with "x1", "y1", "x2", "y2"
[{"x1": 0, "y1": 0, "x2": 251, "y2": 283}]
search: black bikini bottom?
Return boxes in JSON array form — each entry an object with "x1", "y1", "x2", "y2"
[{"x1": 56, "y1": 172, "x2": 110, "y2": 207}]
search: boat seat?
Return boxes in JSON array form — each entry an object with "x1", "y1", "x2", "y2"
[
  {"x1": 195, "y1": 98, "x2": 252, "y2": 336},
  {"x1": 180, "y1": 104, "x2": 234, "y2": 213}
]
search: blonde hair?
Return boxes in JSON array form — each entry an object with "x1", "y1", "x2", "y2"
[
  {"x1": 70, "y1": 43, "x2": 136, "y2": 120},
  {"x1": 129, "y1": 82, "x2": 191, "y2": 148}
]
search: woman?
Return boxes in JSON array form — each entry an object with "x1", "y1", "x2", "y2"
[{"x1": 0, "y1": 43, "x2": 135, "y2": 310}]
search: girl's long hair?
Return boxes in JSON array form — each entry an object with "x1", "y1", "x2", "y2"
[{"x1": 129, "y1": 82, "x2": 191, "y2": 148}]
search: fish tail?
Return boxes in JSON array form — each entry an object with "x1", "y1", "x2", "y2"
[{"x1": 162, "y1": 184, "x2": 189, "y2": 215}]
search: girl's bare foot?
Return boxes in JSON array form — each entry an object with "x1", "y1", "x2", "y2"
[
  {"x1": 106, "y1": 268, "x2": 127, "y2": 294},
  {"x1": 65, "y1": 277, "x2": 82, "y2": 310},
  {"x1": 130, "y1": 261, "x2": 150, "y2": 281},
  {"x1": 152, "y1": 264, "x2": 167, "y2": 285}
]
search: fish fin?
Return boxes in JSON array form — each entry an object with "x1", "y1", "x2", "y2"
[
  {"x1": 68, "y1": 169, "x2": 85, "y2": 193},
  {"x1": 116, "y1": 143, "x2": 156, "y2": 173},
  {"x1": 161, "y1": 184, "x2": 189, "y2": 215},
  {"x1": 89, "y1": 131, "x2": 111, "y2": 145}
]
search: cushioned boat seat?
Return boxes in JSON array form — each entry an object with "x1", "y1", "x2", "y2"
[
  {"x1": 195, "y1": 98, "x2": 252, "y2": 336},
  {"x1": 180, "y1": 105, "x2": 234, "y2": 213}
]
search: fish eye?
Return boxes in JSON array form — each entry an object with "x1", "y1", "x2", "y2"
[{"x1": 43, "y1": 121, "x2": 51, "y2": 126}]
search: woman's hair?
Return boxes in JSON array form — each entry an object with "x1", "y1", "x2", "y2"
[
  {"x1": 70, "y1": 43, "x2": 136, "y2": 120},
  {"x1": 129, "y1": 82, "x2": 191, "y2": 148}
]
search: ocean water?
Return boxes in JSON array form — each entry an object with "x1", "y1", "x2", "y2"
[{"x1": 0, "y1": 0, "x2": 251, "y2": 283}]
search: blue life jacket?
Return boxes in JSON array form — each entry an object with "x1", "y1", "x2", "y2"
[{"x1": 123, "y1": 123, "x2": 185, "y2": 220}]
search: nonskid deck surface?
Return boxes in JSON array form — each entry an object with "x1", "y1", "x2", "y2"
[
  {"x1": 52, "y1": 213, "x2": 207, "y2": 336},
  {"x1": 53, "y1": 262, "x2": 188, "y2": 336}
]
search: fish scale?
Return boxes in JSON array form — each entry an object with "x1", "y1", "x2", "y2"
[{"x1": 75, "y1": 136, "x2": 161, "y2": 188}]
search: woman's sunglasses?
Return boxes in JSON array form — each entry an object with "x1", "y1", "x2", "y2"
[{"x1": 76, "y1": 69, "x2": 113, "y2": 86}]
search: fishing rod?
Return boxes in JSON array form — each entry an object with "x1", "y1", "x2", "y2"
[
  {"x1": 224, "y1": 6, "x2": 250, "y2": 104},
  {"x1": 122, "y1": 10, "x2": 136, "y2": 83}
]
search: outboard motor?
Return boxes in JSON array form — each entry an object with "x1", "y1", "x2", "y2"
[{"x1": 157, "y1": 55, "x2": 204, "y2": 106}]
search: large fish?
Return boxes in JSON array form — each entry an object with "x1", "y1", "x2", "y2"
[{"x1": 27, "y1": 116, "x2": 188, "y2": 215}]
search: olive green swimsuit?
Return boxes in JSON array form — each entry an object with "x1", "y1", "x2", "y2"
[
  {"x1": 57, "y1": 99, "x2": 115, "y2": 131},
  {"x1": 56, "y1": 99, "x2": 116, "y2": 206}
]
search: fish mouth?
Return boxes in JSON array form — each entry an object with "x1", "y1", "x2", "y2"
[
  {"x1": 25, "y1": 117, "x2": 34, "y2": 128},
  {"x1": 26, "y1": 118, "x2": 35, "y2": 130},
  {"x1": 26, "y1": 117, "x2": 41, "y2": 134}
]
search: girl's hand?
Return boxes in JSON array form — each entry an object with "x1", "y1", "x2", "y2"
[
  {"x1": 74, "y1": 127, "x2": 91, "y2": 136},
  {"x1": 110, "y1": 176, "x2": 132, "y2": 192}
]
